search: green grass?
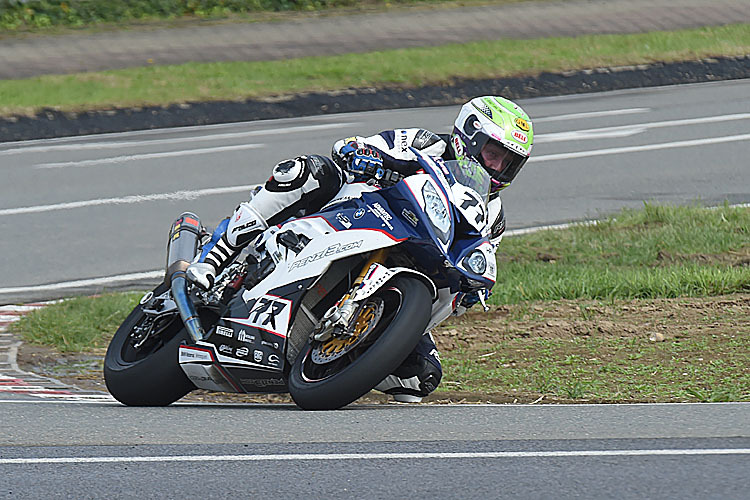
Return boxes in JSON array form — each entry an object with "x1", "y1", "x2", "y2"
[
  {"x1": 1, "y1": 23, "x2": 749, "y2": 116},
  {"x1": 492, "y1": 203, "x2": 750, "y2": 304},
  {"x1": 13, "y1": 292, "x2": 142, "y2": 352},
  {"x1": 441, "y1": 332, "x2": 750, "y2": 402},
  {"x1": 0, "y1": 0, "x2": 529, "y2": 32}
]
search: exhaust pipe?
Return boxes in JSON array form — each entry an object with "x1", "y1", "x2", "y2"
[{"x1": 165, "y1": 213, "x2": 205, "y2": 343}]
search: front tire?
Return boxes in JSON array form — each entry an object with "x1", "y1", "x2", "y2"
[
  {"x1": 104, "y1": 283, "x2": 195, "y2": 406},
  {"x1": 288, "y1": 276, "x2": 432, "y2": 410}
]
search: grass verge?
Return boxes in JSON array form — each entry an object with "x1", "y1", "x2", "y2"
[
  {"x1": 1, "y1": 23, "x2": 749, "y2": 116},
  {"x1": 10, "y1": 203, "x2": 750, "y2": 402}
]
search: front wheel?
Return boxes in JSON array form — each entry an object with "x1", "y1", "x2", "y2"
[
  {"x1": 104, "y1": 283, "x2": 195, "y2": 406},
  {"x1": 288, "y1": 276, "x2": 432, "y2": 410}
]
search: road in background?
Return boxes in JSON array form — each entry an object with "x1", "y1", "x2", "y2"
[
  {"x1": 1, "y1": 79, "x2": 748, "y2": 303},
  {"x1": 1, "y1": 0, "x2": 748, "y2": 79}
]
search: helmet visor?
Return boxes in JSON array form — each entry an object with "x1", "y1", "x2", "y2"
[{"x1": 480, "y1": 140, "x2": 527, "y2": 188}]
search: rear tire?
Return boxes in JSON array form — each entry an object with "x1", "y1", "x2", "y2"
[
  {"x1": 104, "y1": 283, "x2": 195, "y2": 406},
  {"x1": 288, "y1": 276, "x2": 432, "y2": 410}
]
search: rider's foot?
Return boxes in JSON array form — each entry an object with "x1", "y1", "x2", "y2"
[
  {"x1": 186, "y1": 262, "x2": 216, "y2": 290},
  {"x1": 392, "y1": 394, "x2": 423, "y2": 403}
]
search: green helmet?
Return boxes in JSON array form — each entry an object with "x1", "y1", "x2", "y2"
[{"x1": 450, "y1": 96, "x2": 534, "y2": 192}]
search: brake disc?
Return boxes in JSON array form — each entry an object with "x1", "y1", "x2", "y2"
[{"x1": 310, "y1": 297, "x2": 384, "y2": 364}]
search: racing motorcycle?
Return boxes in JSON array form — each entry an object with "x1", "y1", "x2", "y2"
[{"x1": 104, "y1": 150, "x2": 497, "y2": 410}]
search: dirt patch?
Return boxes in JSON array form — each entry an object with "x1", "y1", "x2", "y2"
[
  {"x1": 16, "y1": 293, "x2": 750, "y2": 404},
  {"x1": 436, "y1": 293, "x2": 750, "y2": 347}
]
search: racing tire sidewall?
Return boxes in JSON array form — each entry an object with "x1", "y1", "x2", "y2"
[
  {"x1": 288, "y1": 276, "x2": 433, "y2": 410},
  {"x1": 103, "y1": 282, "x2": 195, "y2": 406}
]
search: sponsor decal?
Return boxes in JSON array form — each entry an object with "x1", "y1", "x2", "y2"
[
  {"x1": 369, "y1": 202, "x2": 393, "y2": 230},
  {"x1": 236, "y1": 346, "x2": 249, "y2": 357},
  {"x1": 227, "y1": 295, "x2": 293, "y2": 338},
  {"x1": 254, "y1": 350, "x2": 263, "y2": 363},
  {"x1": 514, "y1": 117, "x2": 530, "y2": 132},
  {"x1": 261, "y1": 340, "x2": 280, "y2": 349},
  {"x1": 232, "y1": 220, "x2": 257, "y2": 234},
  {"x1": 401, "y1": 208, "x2": 419, "y2": 228},
  {"x1": 215, "y1": 326, "x2": 233, "y2": 338},
  {"x1": 268, "y1": 354, "x2": 280, "y2": 367},
  {"x1": 336, "y1": 213, "x2": 352, "y2": 229},
  {"x1": 189, "y1": 375, "x2": 213, "y2": 382},
  {"x1": 237, "y1": 330, "x2": 255, "y2": 343},
  {"x1": 435, "y1": 158, "x2": 450, "y2": 177},
  {"x1": 412, "y1": 130, "x2": 438, "y2": 149},
  {"x1": 288, "y1": 240, "x2": 364, "y2": 271},
  {"x1": 511, "y1": 130, "x2": 528, "y2": 144},
  {"x1": 241, "y1": 378, "x2": 285, "y2": 387},
  {"x1": 248, "y1": 296, "x2": 289, "y2": 332},
  {"x1": 219, "y1": 344, "x2": 233, "y2": 354},
  {"x1": 353, "y1": 208, "x2": 365, "y2": 219},
  {"x1": 179, "y1": 347, "x2": 212, "y2": 363},
  {"x1": 452, "y1": 136, "x2": 465, "y2": 156},
  {"x1": 398, "y1": 130, "x2": 409, "y2": 153}
]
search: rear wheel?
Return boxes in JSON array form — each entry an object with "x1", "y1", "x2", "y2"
[
  {"x1": 104, "y1": 283, "x2": 195, "y2": 406},
  {"x1": 288, "y1": 276, "x2": 432, "y2": 410}
]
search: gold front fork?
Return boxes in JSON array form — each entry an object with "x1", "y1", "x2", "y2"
[{"x1": 338, "y1": 248, "x2": 389, "y2": 305}]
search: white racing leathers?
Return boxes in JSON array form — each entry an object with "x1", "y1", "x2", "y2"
[{"x1": 196, "y1": 130, "x2": 506, "y2": 400}]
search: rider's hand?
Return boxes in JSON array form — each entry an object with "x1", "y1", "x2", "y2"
[
  {"x1": 186, "y1": 262, "x2": 216, "y2": 291},
  {"x1": 348, "y1": 147, "x2": 384, "y2": 177}
]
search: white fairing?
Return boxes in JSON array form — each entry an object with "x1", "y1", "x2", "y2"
[
  {"x1": 477, "y1": 241, "x2": 498, "y2": 283},
  {"x1": 426, "y1": 288, "x2": 460, "y2": 332},
  {"x1": 321, "y1": 182, "x2": 379, "y2": 210},
  {"x1": 351, "y1": 263, "x2": 437, "y2": 301}
]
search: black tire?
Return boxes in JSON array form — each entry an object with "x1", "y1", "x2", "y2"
[
  {"x1": 104, "y1": 282, "x2": 195, "y2": 406},
  {"x1": 288, "y1": 276, "x2": 432, "y2": 410}
]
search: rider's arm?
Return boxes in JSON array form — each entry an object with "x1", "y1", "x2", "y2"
[{"x1": 332, "y1": 128, "x2": 447, "y2": 176}]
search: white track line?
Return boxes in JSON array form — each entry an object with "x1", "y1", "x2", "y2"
[
  {"x1": 0, "y1": 122, "x2": 358, "y2": 155},
  {"x1": 532, "y1": 133, "x2": 750, "y2": 163},
  {"x1": 0, "y1": 271, "x2": 162, "y2": 295},
  {"x1": 533, "y1": 108, "x2": 650, "y2": 122},
  {"x1": 536, "y1": 113, "x2": 750, "y2": 143},
  {"x1": 1, "y1": 449, "x2": 748, "y2": 465},
  {"x1": 35, "y1": 143, "x2": 265, "y2": 169},
  {"x1": 0, "y1": 185, "x2": 259, "y2": 216}
]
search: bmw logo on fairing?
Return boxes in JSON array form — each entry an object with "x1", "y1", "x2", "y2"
[{"x1": 353, "y1": 208, "x2": 366, "y2": 219}]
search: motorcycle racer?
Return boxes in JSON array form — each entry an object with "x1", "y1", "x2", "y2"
[{"x1": 187, "y1": 95, "x2": 534, "y2": 402}]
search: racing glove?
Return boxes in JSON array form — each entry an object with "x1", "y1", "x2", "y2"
[{"x1": 349, "y1": 147, "x2": 384, "y2": 175}]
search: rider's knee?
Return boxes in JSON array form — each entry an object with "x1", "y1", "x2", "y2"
[{"x1": 265, "y1": 155, "x2": 343, "y2": 197}]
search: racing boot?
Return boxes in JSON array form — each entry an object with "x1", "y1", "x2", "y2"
[
  {"x1": 187, "y1": 203, "x2": 267, "y2": 290},
  {"x1": 374, "y1": 332, "x2": 442, "y2": 402}
]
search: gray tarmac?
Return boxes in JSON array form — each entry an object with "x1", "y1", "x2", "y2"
[{"x1": 1, "y1": 0, "x2": 748, "y2": 79}]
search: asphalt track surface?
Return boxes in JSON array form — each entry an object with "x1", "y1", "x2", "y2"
[
  {"x1": 1, "y1": 0, "x2": 749, "y2": 79},
  {"x1": 1, "y1": 78, "x2": 748, "y2": 303},
  {"x1": 0, "y1": 397, "x2": 748, "y2": 499}
]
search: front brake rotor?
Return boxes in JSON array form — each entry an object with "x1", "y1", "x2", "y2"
[{"x1": 311, "y1": 297, "x2": 384, "y2": 364}]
